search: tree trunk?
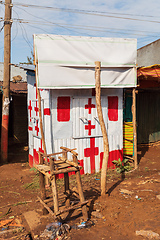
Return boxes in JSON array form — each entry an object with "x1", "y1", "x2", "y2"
[{"x1": 95, "y1": 61, "x2": 109, "y2": 196}]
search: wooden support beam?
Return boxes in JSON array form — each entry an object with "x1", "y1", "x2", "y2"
[
  {"x1": 58, "y1": 156, "x2": 79, "y2": 168},
  {"x1": 95, "y1": 61, "x2": 109, "y2": 196},
  {"x1": 132, "y1": 88, "x2": 138, "y2": 169},
  {"x1": 39, "y1": 151, "x2": 66, "y2": 158},
  {"x1": 1, "y1": 0, "x2": 12, "y2": 163},
  {"x1": 55, "y1": 201, "x2": 88, "y2": 216},
  {"x1": 50, "y1": 159, "x2": 59, "y2": 215},
  {"x1": 37, "y1": 197, "x2": 55, "y2": 217},
  {"x1": 63, "y1": 149, "x2": 70, "y2": 207},
  {"x1": 35, "y1": 61, "x2": 49, "y2": 186},
  {"x1": 39, "y1": 155, "x2": 48, "y2": 215},
  {"x1": 73, "y1": 155, "x2": 88, "y2": 221},
  {"x1": 60, "y1": 146, "x2": 78, "y2": 156}
]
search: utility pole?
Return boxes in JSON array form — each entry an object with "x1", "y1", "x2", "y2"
[{"x1": 1, "y1": 0, "x2": 12, "y2": 163}]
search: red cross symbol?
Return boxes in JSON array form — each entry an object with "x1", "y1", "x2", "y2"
[
  {"x1": 35, "y1": 120, "x2": 39, "y2": 136},
  {"x1": 85, "y1": 120, "x2": 95, "y2": 136},
  {"x1": 85, "y1": 98, "x2": 95, "y2": 114},
  {"x1": 28, "y1": 126, "x2": 33, "y2": 131},
  {"x1": 84, "y1": 138, "x2": 99, "y2": 173},
  {"x1": 39, "y1": 139, "x2": 44, "y2": 153},
  {"x1": 28, "y1": 100, "x2": 32, "y2": 122},
  {"x1": 34, "y1": 101, "x2": 39, "y2": 116}
]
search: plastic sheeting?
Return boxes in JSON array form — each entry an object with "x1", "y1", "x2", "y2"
[
  {"x1": 34, "y1": 34, "x2": 137, "y2": 89},
  {"x1": 137, "y1": 65, "x2": 160, "y2": 79}
]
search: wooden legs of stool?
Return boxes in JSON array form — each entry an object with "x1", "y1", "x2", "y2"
[
  {"x1": 73, "y1": 155, "x2": 88, "y2": 221},
  {"x1": 39, "y1": 153, "x2": 48, "y2": 215},
  {"x1": 75, "y1": 170, "x2": 88, "y2": 221},
  {"x1": 39, "y1": 173, "x2": 48, "y2": 215},
  {"x1": 49, "y1": 156, "x2": 59, "y2": 215},
  {"x1": 63, "y1": 149, "x2": 70, "y2": 207},
  {"x1": 64, "y1": 173, "x2": 70, "y2": 207},
  {"x1": 51, "y1": 175, "x2": 59, "y2": 215}
]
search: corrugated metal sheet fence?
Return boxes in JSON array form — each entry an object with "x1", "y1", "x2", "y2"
[{"x1": 137, "y1": 91, "x2": 160, "y2": 143}]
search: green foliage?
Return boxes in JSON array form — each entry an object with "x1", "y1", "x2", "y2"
[
  {"x1": 23, "y1": 172, "x2": 39, "y2": 190},
  {"x1": 29, "y1": 167, "x2": 37, "y2": 172},
  {"x1": 112, "y1": 158, "x2": 132, "y2": 173},
  {"x1": 145, "y1": 167, "x2": 149, "y2": 172}
]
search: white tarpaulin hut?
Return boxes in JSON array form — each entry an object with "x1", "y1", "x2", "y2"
[{"x1": 28, "y1": 34, "x2": 137, "y2": 175}]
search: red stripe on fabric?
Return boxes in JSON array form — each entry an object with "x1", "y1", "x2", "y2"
[
  {"x1": 28, "y1": 126, "x2": 33, "y2": 131},
  {"x1": 44, "y1": 108, "x2": 51, "y2": 115},
  {"x1": 29, "y1": 154, "x2": 33, "y2": 167},
  {"x1": 100, "y1": 149, "x2": 123, "y2": 169},
  {"x1": 33, "y1": 149, "x2": 39, "y2": 165},
  {"x1": 57, "y1": 97, "x2": 70, "y2": 122},
  {"x1": 108, "y1": 96, "x2": 118, "y2": 121}
]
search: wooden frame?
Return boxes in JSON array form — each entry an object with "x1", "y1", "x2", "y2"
[{"x1": 35, "y1": 147, "x2": 88, "y2": 221}]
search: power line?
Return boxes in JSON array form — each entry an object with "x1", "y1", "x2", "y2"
[
  {"x1": 9, "y1": 18, "x2": 159, "y2": 38},
  {"x1": 0, "y1": 1, "x2": 159, "y2": 49},
  {"x1": 11, "y1": 10, "x2": 19, "y2": 42},
  {"x1": 13, "y1": 8, "x2": 33, "y2": 49},
  {"x1": 14, "y1": 5, "x2": 91, "y2": 36},
  {"x1": 0, "y1": 23, "x2": 4, "y2": 32},
  {"x1": 10, "y1": 3, "x2": 160, "y2": 39},
  {"x1": 5, "y1": 2, "x2": 160, "y2": 24},
  {"x1": 18, "y1": 22, "x2": 33, "y2": 50},
  {"x1": 9, "y1": 4, "x2": 160, "y2": 37},
  {"x1": 4, "y1": 1, "x2": 160, "y2": 19}
]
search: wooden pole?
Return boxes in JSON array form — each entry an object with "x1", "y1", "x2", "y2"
[
  {"x1": 95, "y1": 61, "x2": 109, "y2": 196},
  {"x1": 63, "y1": 150, "x2": 70, "y2": 207},
  {"x1": 1, "y1": 0, "x2": 12, "y2": 163},
  {"x1": 39, "y1": 153, "x2": 48, "y2": 215},
  {"x1": 35, "y1": 63, "x2": 47, "y2": 157},
  {"x1": 132, "y1": 88, "x2": 138, "y2": 169},
  {"x1": 35, "y1": 60, "x2": 49, "y2": 185},
  {"x1": 73, "y1": 155, "x2": 88, "y2": 221}
]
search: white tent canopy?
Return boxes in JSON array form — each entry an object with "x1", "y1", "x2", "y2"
[{"x1": 34, "y1": 34, "x2": 137, "y2": 89}]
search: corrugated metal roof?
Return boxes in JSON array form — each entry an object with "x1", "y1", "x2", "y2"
[
  {"x1": 0, "y1": 81, "x2": 27, "y2": 94},
  {"x1": 0, "y1": 63, "x2": 27, "y2": 82}
]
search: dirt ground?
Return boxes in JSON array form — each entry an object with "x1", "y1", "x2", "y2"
[{"x1": 0, "y1": 143, "x2": 160, "y2": 240}]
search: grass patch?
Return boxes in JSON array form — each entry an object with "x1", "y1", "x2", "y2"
[{"x1": 23, "y1": 172, "x2": 39, "y2": 190}]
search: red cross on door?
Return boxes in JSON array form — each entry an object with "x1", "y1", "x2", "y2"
[
  {"x1": 39, "y1": 139, "x2": 44, "y2": 153},
  {"x1": 34, "y1": 101, "x2": 39, "y2": 116},
  {"x1": 35, "y1": 120, "x2": 39, "y2": 136},
  {"x1": 28, "y1": 100, "x2": 32, "y2": 122},
  {"x1": 85, "y1": 98, "x2": 95, "y2": 114},
  {"x1": 85, "y1": 120, "x2": 95, "y2": 136},
  {"x1": 84, "y1": 138, "x2": 99, "y2": 173}
]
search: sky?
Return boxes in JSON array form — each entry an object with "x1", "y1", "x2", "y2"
[{"x1": 0, "y1": 0, "x2": 160, "y2": 64}]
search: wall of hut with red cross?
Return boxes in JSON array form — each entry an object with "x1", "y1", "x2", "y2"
[{"x1": 27, "y1": 72, "x2": 123, "y2": 174}]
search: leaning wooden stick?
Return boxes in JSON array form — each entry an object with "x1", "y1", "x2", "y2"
[
  {"x1": 35, "y1": 61, "x2": 49, "y2": 187},
  {"x1": 95, "y1": 61, "x2": 109, "y2": 196},
  {"x1": 35, "y1": 61, "x2": 47, "y2": 161}
]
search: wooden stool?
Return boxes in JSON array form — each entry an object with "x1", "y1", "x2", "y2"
[{"x1": 34, "y1": 147, "x2": 88, "y2": 221}]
